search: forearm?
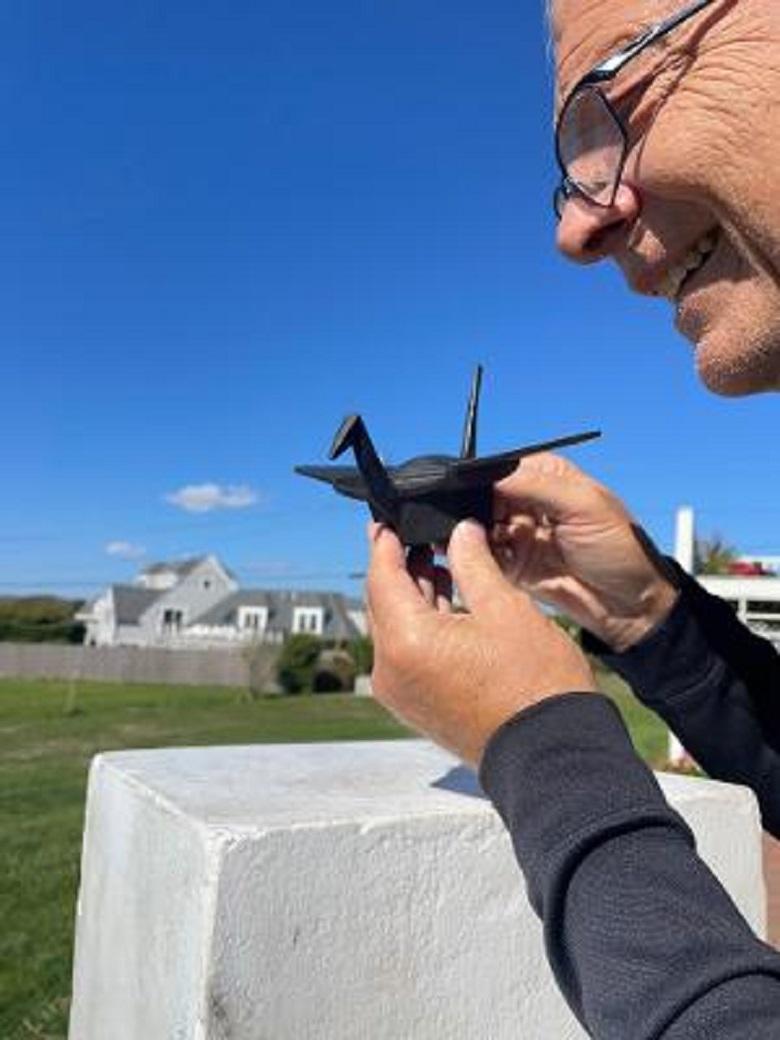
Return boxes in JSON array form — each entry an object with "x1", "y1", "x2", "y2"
[
  {"x1": 480, "y1": 695, "x2": 780, "y2": 1039},
  {"x1": 583, "y1": 568, "x2": 780, "y2": 835}
]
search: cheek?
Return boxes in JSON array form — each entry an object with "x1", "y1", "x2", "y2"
[
  {"x1": 633, "y1": 57, "x2": 777, "y2": 202},
  {"x1": 641, "y1": 102, "x2": 780, "y2": 274},
  {"x1": 630, "y1": 100, "x2": 731, "y2": 200},
  {"x1": 626, "y1": 95, "x2": 780, "y2": 274}
]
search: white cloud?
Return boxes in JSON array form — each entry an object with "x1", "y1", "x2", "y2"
[
  {"x1": 164, "y1": 482, "x2": 259, "y2": 513},
  {"x1": 105, "y1": 540, "x2": 146, "y2": 560}
]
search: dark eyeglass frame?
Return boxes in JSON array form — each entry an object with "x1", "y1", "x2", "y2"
[{"x1": 553, "y1": 0, "x2": 718, "y2": 219}]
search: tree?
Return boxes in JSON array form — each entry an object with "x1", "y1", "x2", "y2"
[
  {"x1": 0, "y1": 597, "x2": 85, "y2": 644},
  {"x1": 694, "y1": 533, "x2": 738, "y2": 575},
  {"x1": 276, "y1": 634, "x2": 323, "y2": 694},
  {"x1": 347, "y1": 636, "x2": 373, "y2": 675}
]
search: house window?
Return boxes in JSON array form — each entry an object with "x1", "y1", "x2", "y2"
[
  {"x1": 238, "y1": 607, "x2": 268, "y2": 633},
  {"x1": 746, "y1": 601, "x2": 780, "y2": 616},
  {"x1": 292, "y1": 607, "x2": 324, "y2": 636},
  {"x1": 203, "y1": 579, "x2": 212, "y2": 590},
  {"x1": 161, "y1": 608, "x2": 184, "y2": 633}
]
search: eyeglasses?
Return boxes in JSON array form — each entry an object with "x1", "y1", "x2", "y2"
[{"x1": 553, "y1": 0, "x2": 718, "y2": 219}]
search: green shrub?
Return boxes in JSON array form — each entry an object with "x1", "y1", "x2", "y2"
[
  {"x1": 0, "y1": 597, "x2": 85, "y2": 644},
  {"x1": 276, "y1": 634, "x2": 323, "y2": 694},
  {"x1": 348, "y1": 636, "x2": 373, "y2": 674},
  {"x1": 0, "y1": 619, "x2": 85, "y2": 644},
  {"x1": 552, "y1": 614, "x2": 580, "y2": 639}
]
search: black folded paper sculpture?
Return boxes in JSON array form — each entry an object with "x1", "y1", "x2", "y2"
[{"x1": 295, "y1": 366, "x2": 600, "y2": 547}]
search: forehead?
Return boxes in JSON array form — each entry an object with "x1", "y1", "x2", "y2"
[{"x1": 551, "y1": 0, "x2": 665, "y2": 98}]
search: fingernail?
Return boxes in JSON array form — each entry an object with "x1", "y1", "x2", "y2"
[
  {"x1": 455, "y1": 518, "x2": 484, "y2": 539},
  {"x1": 451, "y1": 519, "x2": 485, "y2": 549}
]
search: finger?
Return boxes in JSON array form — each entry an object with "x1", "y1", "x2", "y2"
[
  {"x1": 491, "y1": 534, "x2": 524, "y2": 581},
  {"x1": 494, "y1": 454, "x2": 599, "y2": 523},
  {"x1": 366, "y1": 525, "x2": 430, "y2": 631},
  {"x1": 407, "y1": 545, "x2": 436, "y2": 607},
  {"x1": 447, "y1": 519, "x2": 516, "y2": 617},
  {"x1": 514, "y1": 451, "x2": 584, "y2": 479},
  {"x1": 491, "y1": 512, "x2": 536, "y2": 545}
]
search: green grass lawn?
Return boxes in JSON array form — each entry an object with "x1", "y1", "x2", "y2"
[{"x1": 0, "y1": 672, "x2": 664, "y2": 1039}]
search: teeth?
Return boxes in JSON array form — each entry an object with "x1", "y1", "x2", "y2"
[{"x1": 655, "y1": 230, "x2": 718, "y2": 301}]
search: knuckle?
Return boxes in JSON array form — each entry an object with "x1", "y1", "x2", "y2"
[{"x1": 376, "y1": 622, "x2": 426, "y2": 674}]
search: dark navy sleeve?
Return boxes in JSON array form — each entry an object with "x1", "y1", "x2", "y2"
[
  {"x1": 582, "y1": 562, "x2": 780, "y2": 837},
  {"x1": 479, "y1": 694, "x2": 780, "y2": 1039}
]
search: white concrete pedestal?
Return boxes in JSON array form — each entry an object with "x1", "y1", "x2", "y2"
[{"x1": 68, "y1": 741, "x2": 766, "y2": 1039}]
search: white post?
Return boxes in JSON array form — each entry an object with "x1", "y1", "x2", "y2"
[
  {"x1": 68, "y1": 741, "x2": 766, "y2": 1039},
  {"x1": 674, "y1": 505, "x2": 696, "y2": 574},
  {"x1": 669, "y1": 506, "x2": 696, "y2": 765}
]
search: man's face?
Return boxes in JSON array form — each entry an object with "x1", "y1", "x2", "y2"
[{"x1": 552, "y1": 0, "x2": 780, "y2": 395}]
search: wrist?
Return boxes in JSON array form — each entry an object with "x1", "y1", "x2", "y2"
[{"x1": 593, "y1": 580, "x2": 679, "y2": 653}]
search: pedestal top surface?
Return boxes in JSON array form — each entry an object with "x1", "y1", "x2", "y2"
[{"x1": 97, "y1": 739, "x2": 753, "y2": 833}]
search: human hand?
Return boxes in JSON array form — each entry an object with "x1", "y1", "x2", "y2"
[
  {"x1": 366, "y1": 520, "x2": 597, "y2": 766},
  {"x1": 493, "y1": 454, "x2": 679, "y2": 652}
]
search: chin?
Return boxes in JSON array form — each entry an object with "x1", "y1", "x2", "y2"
[{"x1": 694, "y1": 331, "x2": 780, "y2": 396}]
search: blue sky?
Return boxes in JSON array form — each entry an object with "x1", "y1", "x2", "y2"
[{"x1": 1, "y1": 1, "x2": 776, "y2": 597}]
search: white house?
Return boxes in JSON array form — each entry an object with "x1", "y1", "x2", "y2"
[
  {"x1": 78, "y1": 556, "x2": 366, "y2": 648},
  {"x1": 675, "y1": 506, "x2": 780, "y2": 640},
  {"x1": 694, "y1": 573, "x2": 780, "y2": 638}
]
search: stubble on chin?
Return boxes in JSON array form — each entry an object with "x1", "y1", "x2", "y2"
[{"x1": 692, "y1": 295, "x2": 780, "y2": 396}]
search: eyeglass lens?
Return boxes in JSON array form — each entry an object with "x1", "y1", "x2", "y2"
[{"x1": 557, "y1": 87, "x2": 626, "y2": 207}]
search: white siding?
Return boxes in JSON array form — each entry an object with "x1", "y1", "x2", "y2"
[{"x1": 137, "y1": 557, "x2": 238, "y2": 647}]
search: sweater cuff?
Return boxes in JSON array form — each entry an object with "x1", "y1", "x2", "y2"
[
  {"x1": 581, "y1": 586, "x2": 721, "y2": 710},
  {"x1": 479, "y1": 694, "x2": 691, "y2": 917}
]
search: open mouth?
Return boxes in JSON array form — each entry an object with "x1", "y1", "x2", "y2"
[{"x1": 653, "y1": 229, "x2": 720, "y2": 302}]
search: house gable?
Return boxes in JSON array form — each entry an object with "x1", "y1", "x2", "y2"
[{"x1": 136, "y1": 556, "x2": 239, "y2": 643}]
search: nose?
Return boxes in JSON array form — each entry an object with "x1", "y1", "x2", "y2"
[{"x1": 556, "y1": 183, "x2": 641, "y2": 263}]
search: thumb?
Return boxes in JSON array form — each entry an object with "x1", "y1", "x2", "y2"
[
  {"x1": 448, "y1": 519, "x2": 515, "y2": 616},
  {"x1": 366, "y1": 525, "x2": 429, "y2": 632}
]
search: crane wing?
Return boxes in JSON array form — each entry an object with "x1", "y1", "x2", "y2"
[
  {"x1": 450, "y1": 430, "x2": 601, "y2": 487},
  {"x1": 294, "y1": 465, "x2": 369, "y2": 501}
]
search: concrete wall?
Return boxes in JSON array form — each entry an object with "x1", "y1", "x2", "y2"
[
  {"x1": 0, "y1": 642, "x2": 279, "y2": 688},
  {"x1": 69, "y1": 741, "x2": 766, "y2": 1040}
]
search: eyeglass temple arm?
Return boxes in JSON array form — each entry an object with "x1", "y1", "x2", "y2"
[{"x1": 581, "y1": 0, "x2": 717, "y2": 86}]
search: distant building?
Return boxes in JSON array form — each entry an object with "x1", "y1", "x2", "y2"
[
  {"x1": 77, "y1": 555, "x2": 366, "y2": 648},
  {"x1": 675, "y1": 507, "x2": 780, "y2": 640},
  {"x1": 692, "y1": 573, "x2": 780, "y2": 639}
]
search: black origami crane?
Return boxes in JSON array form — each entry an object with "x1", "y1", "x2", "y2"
[{"x1": 295, "y1": 366, "x2": 600, "y2": 547}]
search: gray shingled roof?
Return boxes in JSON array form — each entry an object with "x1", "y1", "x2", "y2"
[
  {"x1": 191, "y1": 589, "x2": 361, "y2": 640},
  {"x1": 112, "y1": 585, "x2": 162, "y2": 624}
]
